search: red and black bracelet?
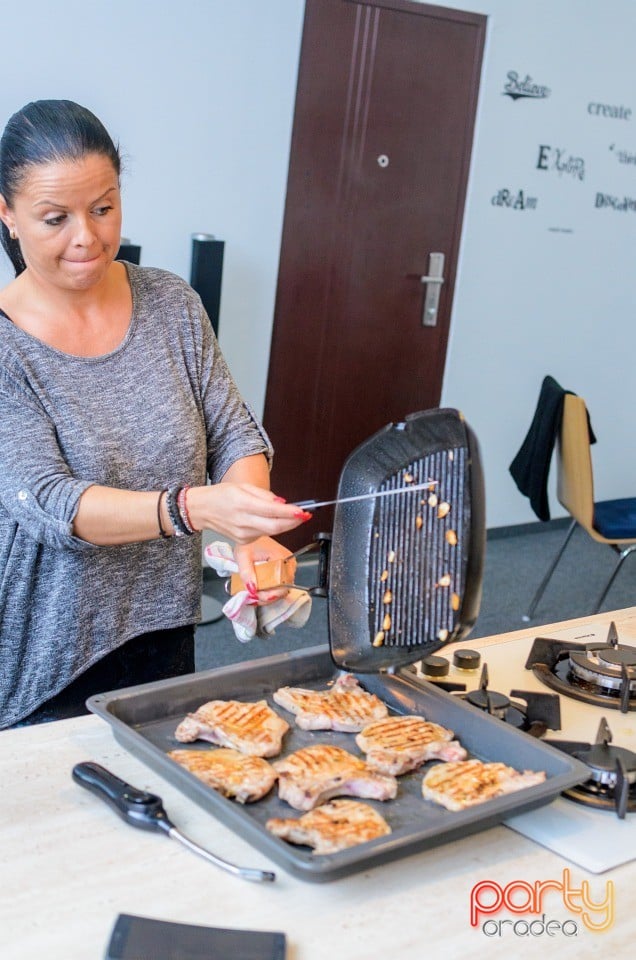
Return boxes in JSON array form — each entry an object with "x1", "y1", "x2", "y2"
[{"x1": 177, "y1": 485, "x2": 198, "y2": 534}]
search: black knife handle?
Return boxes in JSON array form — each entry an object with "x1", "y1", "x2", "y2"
[{"x1": 72, "y1": 761, "x2": 173, "y2": 834}]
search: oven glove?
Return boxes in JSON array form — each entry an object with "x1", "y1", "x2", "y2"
[{"x1": 204, "y1": 541, "x2": 312, "y2": 643}]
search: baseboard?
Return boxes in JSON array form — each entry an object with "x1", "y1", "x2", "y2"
[{"x1": 487, "y1": 517, "x2": 572, "y2": 540}]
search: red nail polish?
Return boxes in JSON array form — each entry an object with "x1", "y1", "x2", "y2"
[
  {"x1": 294, "y1": 509, "x2": 313, "y2": 520},
  {"x1": 246, "y1": 581, "x2": 258, "y2": 597},
  {"x1": 273, "y1": 495, "x2": 287, "y2": 503}
]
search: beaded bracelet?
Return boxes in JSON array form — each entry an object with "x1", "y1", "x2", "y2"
[
  {"x1": 157, "y1": 489, "x2": 170, "y2": 539},
  {"x1": 165, "y1": 485, "x2": 191, "y2": 537},
  {"x1": 177, "y1": 484, "x2": 198, "y2": 534}
]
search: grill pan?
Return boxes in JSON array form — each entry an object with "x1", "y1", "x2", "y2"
[{"x1": 328, "y1": 408, "x2": 485, "y2": 671}]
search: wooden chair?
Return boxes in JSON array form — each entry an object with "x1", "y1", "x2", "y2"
[{"x1": 524, "y1": 393, "x2": 636, "y2": 619}]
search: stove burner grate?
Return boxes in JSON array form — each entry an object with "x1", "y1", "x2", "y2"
[
  {"x1": 563, "y1": 780, "x2": 636, "y2": 815},
  {"x1": 548, "y1": 718, "x2": 636, "y2": 818},
  {"x1": 462, "y1": 664, "x2": 561, "y2": 737},
  {"x1": 526, "y1": 623, "x2": 636, "y2": 713}
]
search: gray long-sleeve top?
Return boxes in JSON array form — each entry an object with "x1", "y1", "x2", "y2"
[{"x1": 0, "y1": 263, "x2": 272, "y2": 726}]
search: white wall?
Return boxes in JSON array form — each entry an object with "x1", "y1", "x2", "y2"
[
  {"x1": 0, "y1": 0, "x2": 305, "y2": 416},
  {"x1": 1, "y1": 0, "x2": 634, "y2": 529},
  {"x1": 430, "y1": 0, "x2": 636, "y2": 527}
]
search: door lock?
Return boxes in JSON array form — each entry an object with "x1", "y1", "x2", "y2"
[{"x1": 419, "y1": 252, "x2": 445, "y2": 327}]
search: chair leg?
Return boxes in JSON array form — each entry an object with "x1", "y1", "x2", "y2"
[
  {"x1": 593, "y1": 544, "x2": 636, "y2": 614},
  {"x1": 522, "y1": 519, "x2": 578, "y2": 622}
]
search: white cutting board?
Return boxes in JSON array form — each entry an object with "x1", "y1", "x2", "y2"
[{"x1": 505, "y1": 798, "x2": 636, "y2": 873}]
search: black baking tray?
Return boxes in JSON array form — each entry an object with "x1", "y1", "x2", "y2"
[{"x1": 87, "y1": 645, "x2": 588, "y2": 882}]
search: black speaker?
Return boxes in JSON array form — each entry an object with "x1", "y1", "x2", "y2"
[
  {"x1": 116, "y1": 239, "x2": 141, "y2": 264},
  {"x1": 190, "y1": 234, "x2": 225, "y2": 337}
]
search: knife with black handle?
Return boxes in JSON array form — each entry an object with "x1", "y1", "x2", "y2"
[{"x1": 72, "y1": 761, "x2": 275, "y2": 882}]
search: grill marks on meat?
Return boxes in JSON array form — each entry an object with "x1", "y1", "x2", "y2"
[
  {"x1": 273, "y1": 744, "x2": 398, "y2": 811},
  {"x1": 174, "y1": 700, "x2": 289, "y2": 757},
  {"x1": 266, "y1": 799, "x2": 391, "y2": 854},
  {"x1": 422, "y1": 759, "x2": 547, "y2": 812},
  {"x1": 168, "y1": 749, "x2": 277, "y2": 803},
  {"x1": 273, "y1": 674, "x2": 388, "y2": 732},
  {"x1": 356, "y1": 716, "x2": 467, "y2": 776}
]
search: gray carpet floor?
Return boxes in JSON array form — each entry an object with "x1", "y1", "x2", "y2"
[{"x1": 195, "y1": 522, "x2": 636, "y2": 671}]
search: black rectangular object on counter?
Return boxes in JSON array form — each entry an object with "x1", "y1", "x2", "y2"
[
  {"x1": 87, "y1": 645, "x2": 588, "y2": 882},
  {"x1": 106, "y1": 913, "x2": 285, "y2": 959}
]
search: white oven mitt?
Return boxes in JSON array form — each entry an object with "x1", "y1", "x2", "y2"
[{"x1": 204, "y1": 541, "x2": 312, "y2": 643}]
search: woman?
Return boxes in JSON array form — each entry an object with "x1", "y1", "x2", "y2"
[{"x1": 0, "y1": 99, "x2": 310, "y2": 727}]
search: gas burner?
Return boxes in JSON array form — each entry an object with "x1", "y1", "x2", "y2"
[
  {"x1": 527, "y1": 622, "x2": 636, "y2": 713},
  {"x1": 461, "y1": 664, "x2": 561, "y2": 737},
  {"x1": 548, "y1": 718, "x2": 636, "y2": 818}
]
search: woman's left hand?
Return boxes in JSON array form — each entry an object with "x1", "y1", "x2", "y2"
[{"x1": 233, "y1": 536, "x2": 297, "y2": 605}]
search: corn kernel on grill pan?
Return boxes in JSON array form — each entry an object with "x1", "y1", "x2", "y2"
[{"x1": 327, "y1": 407, "x2": 485, "y2": 671}]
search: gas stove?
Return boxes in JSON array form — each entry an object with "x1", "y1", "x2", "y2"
[{"x1": 402, "y1": 609, "x2": 636, "y2": 873}]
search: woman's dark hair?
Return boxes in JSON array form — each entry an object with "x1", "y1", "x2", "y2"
[{"x1": 0, "y1": 100, "x2": 121, "y2": 276}]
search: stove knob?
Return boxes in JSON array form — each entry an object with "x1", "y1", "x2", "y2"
[
  {"x1": 453, "y1": 648, "x2": 481, "y2": 671},
  {"x1": 421, "y1": 655, "x2": 450, "y2": 677}
]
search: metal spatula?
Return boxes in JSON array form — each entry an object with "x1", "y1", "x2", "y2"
[{"x1": 294, "y1": 480, "x2": 436, "y2": 510}]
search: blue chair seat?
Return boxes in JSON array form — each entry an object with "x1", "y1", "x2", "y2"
[{"x1": 594, "y1": 498, "x2": 636, "y2": 540}]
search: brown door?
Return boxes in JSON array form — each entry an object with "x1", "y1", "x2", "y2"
[{"x1": 264, "y1": 0, "x2": 485, "y2": 546}]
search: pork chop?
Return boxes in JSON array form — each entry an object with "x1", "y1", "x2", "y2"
[
  {"x1": 356, "y1": 715, "x2": 467, "y2": 775},
  {"x1": 272, "y1": 673, "x2": 388, "y2": 732},
  {"x1": 174, "y1": 699, "x2": 289, "y2": 757},
  {"x1": 266, "y1": 799, "x2": 391, "y2": 854},
  {"x1": 273, "y1": 744, "x2": 398, "y2": 811},
  {"x1": 168, "y1": 748, "x2": 277, "y2": 803},
  {"x1": 421, "y1": 759, "x2": 546, "y2": 812}
]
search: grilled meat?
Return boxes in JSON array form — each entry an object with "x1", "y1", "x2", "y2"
[
  {"x1": 272, "y1": 673, "x2": 388, "y2": 733},
  {"x1": 266, "y1": 799, "x2": 391, "y2": 854},
  {"x1": 273, "y1": 744, "x2": 398, "y2": 811},
  {"x1": 356, "y1": 715, "x2": 467, "y2": 775},
  {"x1": 422, "y1": 759, "x2": 546, "y2": 812},
  {"x1": 168, "y1": 749, "x2": 277, "y2": 803},
  {"x1": 174, "y1": 699, "x2": 289, "y2": 757}
]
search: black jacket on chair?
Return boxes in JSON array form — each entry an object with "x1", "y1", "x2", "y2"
[{"x1": 509, "y1": 375, "x2": 595, "y2": 521}]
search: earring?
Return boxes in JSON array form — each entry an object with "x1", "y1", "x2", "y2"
[{"x1": 9, "y1": 229, "x2": 16, "y2": 241}]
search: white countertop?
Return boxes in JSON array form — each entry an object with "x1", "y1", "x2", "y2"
[{"x1": 3, "y1": 609, "x2": 636, "y2": 960}]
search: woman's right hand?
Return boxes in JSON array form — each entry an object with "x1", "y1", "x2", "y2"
[{"x1": 185, "y1": 482, "x2": 312, "y2": 544}]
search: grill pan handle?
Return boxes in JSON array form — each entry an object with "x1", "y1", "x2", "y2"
[{"x1": 229, "y1": 534, "x2": 331, "y2": 597}]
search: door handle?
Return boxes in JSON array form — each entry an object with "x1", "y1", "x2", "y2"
[{"x1": 419, "y1": 252, "x2": 445, "y2": 327}]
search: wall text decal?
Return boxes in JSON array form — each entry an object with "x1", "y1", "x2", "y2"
[{"x1": 503, "y1": 72, "x2": 550, "y2": 101}]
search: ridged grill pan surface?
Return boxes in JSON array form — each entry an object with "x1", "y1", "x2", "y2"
[{"x1": 329, "y1": 408, "x2": 485, "y2": 671}]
